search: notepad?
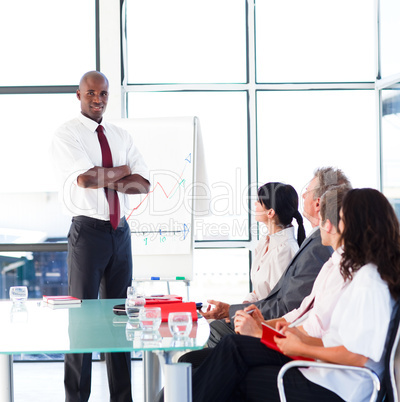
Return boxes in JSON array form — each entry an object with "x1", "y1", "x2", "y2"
[
  {"x1": 43, "y1": 295, "x2": 82, "y2": 305},
  {"x1": 260, "y1": 322, "x2": 314, "y2": 361},
  {"x1": 144, "y1": 295, "x2": 183, "y2": 305}
]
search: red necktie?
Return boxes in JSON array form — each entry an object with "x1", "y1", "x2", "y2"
[{"x1": 96, "y1": 125, "x2": 120, "y2": 230}]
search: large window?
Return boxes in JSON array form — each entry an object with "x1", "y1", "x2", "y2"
[
  {"x1": 257, "y1": 90, "x2": 377, "y2": 187},
  {"x1": 379, "y1": 0, "x2": 400, "y2": 213},
  {"x1": 380, "y1": 0, "x2": 400, "y2": 78},
  {"x1": 125, "y1": 0, "x2": 247, "y2": 84},
  {"x1": 122, "y1": 0, "x2": 383, "y2": 302},
  {"x1": 382, "y1": 89, "x2": 400, "y2": 208},
  {"x1": 0, "y1": 0, "x2": 97, "y2": 236},
  {"x1": 255, "y1": 0, "x2": 375, "y2": 83},
  {"x1": 0, "y1": 0, "x2": 96, "y2": 86},
  {"x1": 0, "y1": 1, "x2": 97, "y2": 302}
]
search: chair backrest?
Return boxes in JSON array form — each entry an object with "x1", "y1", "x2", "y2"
[{"x1": 377, "y1": 299, "x2": 400, "y2": 402}]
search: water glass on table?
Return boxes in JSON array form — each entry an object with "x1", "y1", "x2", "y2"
[
  {"x1": 9, "y1": 286, "x2": 28, "y2": 304},
  {"x1": 168, "y1": 312, "x2": 193, "y2": 338},
  {"x1": 125, "y1": 293, "x2": 146, "y2": 320},
  {"x1": 127, "y1": 286, "x2": 136, "y2": 299},
  {"x1": 139, "y1": 307, "x2": 162, "y2": 332}
]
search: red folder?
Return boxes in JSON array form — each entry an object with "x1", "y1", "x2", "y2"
[
  {"x1": 261, "y1": 322, "x2": 314, "y2": 361},
  {"x1": 148, "y1": 301, "x2": 198, "y2": 322},
  {"x1": 145, "y1": 295, "x2": 183, "y2": 305}
]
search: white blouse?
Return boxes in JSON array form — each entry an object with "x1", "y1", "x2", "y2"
[
  {"x1": 243, "y1": 226, "x2": 299, "y2": 303},
  {"x1": 301, "y1": 263, "x2": 394, "y2": 402},
  {"x1": 284, "y1": 247, "x2": 348, "y2": 338}
]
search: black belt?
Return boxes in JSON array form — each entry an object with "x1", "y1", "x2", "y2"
[{"x1": 72, "y1": 215, "x2": 126, "y2": 229}]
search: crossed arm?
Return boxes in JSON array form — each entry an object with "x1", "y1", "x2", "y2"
[{"x1": 77, "y1": 166, "x2": 150, "y2": 195}]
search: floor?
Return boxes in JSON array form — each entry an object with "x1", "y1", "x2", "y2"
[{"x1": 13, "y1": 359, "x2": 144, "y2": 402}]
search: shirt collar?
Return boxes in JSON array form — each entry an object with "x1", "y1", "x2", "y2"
[
  {"x1": 331, "y1": 246, "x2": 344, "y2": 266},
  {"x1": 78, "y1": 113, "x2": 103, "y2": 134},
  {"x1": 269, "y1": 226, "x2": 295, "y2": 248}
]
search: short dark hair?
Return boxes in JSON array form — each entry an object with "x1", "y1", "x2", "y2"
[
  {"x1": 320, "y1": 185, "x2": 351, "y2": 231},
  {"x1": 313, "y1": 167, "x2": 351, "y2": 200}
]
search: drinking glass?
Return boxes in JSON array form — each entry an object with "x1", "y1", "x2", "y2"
[
  {"x1": 139, "y1": 307, "x2": 162, "y2": 332},
  {"x1": 127, "y1": 286, "x2": 136, "y2": 299},
  {"x1": 9, "y1": 286, "x2": 28, "y2": 304},
  {"x1": 168, "y1": 312, "x2": 193, "y2": 338},
  {"x1": 125, "y1": 294, "x2": 146, "y2": 320}
]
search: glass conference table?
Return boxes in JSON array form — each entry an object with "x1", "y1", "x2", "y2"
[{"x1": 0, "y1": 298, "x2": 210, "y2": 402}]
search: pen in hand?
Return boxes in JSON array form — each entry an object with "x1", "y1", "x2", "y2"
[
  {"x1": 288, "y1": 311, "x2": 310, "y2": 328},
  {"x1": 231, "y1": 309, "x2": 255, "y2": 320}
]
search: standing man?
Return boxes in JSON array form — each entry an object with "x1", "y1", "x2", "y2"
[
  {"x1": 203, "y1": 167, "x2": 351, "y2": 347},
  {"x1": 52, "y1": 71, "x2": 150, "y2": 402}
]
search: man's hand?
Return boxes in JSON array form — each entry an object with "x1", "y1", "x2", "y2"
[
  {"x1": 233, "y1": 307, "x2": 263, "y2": 338},
  {"x1": 244, "y1": 304, "x2": 264, "y2": 326},
  {"x1": 77, "y1": 165, "x2": 131, "y2": 189},
  {"x1": 200, "y1": 299, "x2": 230, "y2": 320}
]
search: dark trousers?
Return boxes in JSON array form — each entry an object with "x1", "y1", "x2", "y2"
[
  {"x1": 206, "y1": 318, "x2": 235, "y2": 347},
  {"x1": 64, "y1": 216, "x2": 133, "y2": 402},
  {"x1": 186, "y1": 335, "x2": 344, "y2": 402}
]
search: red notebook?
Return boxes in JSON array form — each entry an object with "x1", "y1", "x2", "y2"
[
  {"x1": 261, "y1": 322, "x2": 314, "y2": 361},
  {"x1": 43, "y1": 295, "x2": 82, "y2": 305},
  {"x1": 148, "y1": 301, "x2": 198, "y2": 322},
  {"x1": 145, "y1": 295, "x2": 183, "y2": 305}
]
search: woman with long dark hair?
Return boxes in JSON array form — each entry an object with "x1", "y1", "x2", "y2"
[
  {"x1": 190, "y1": 188, "x2": 400, "y2": 402},
  {"x1": 243, "y1": 182, "x2": 305, "y2": 303}
]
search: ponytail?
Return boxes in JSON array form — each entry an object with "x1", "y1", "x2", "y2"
[
  {"x1": 293, "y1": 210, "x2": 306, "y2": 246},
  {"x1": 258, "y1": 182, "x2": 304, "y2": 245}
]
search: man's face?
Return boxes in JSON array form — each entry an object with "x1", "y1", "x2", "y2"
[
  {"x1": 76, "y1": 75, "x2": 109, "y2": 123},
  {"x1": 302, "y1": 176, "x2": 319, "y2": 226}
]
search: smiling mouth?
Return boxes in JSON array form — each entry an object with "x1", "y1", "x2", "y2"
[{"x1": 91, "y1": 105, "x2": 103, "y2": 112}]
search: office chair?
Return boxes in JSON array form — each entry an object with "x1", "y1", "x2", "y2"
[{"x1": 277, "y1": 300, "x2": 400, "y2": 402}]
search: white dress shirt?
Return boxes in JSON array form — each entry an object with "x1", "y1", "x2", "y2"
[
  {"x1": 52, "y1": 114, "x2": 150, "y2": 220},
  {"x1": 284, "y1": 247, "x2": 347, "y2": 338},
  {"x1": 243, "y1": 226, "x2": 299, "y2": 303}
]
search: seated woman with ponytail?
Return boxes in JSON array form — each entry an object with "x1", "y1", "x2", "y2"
[{"x1": 243, "y1": 182, "x2": 306, "y2": 303}]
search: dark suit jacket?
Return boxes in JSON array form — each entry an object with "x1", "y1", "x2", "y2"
[{"x1": 229, "y1": 228, "x2": 333, "y2": 320}]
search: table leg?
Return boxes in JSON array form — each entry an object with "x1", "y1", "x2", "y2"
[
  {"x1": 164, "y1": 362, "x2": 192, "y2": 402},
  {"x1": 0, "y1": 355, "x2": 13, "y2": 402},
  {"x1": 143, "y1": 351, "x2": 162, "y2": 402}
]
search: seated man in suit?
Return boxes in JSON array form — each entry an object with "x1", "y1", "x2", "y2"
[
  {"x1": 203, "y1": 166, "x2": 351, "y2": 347},
  {"x1": 233, "y1": 183, "x2": 350, "y2": 338}
]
